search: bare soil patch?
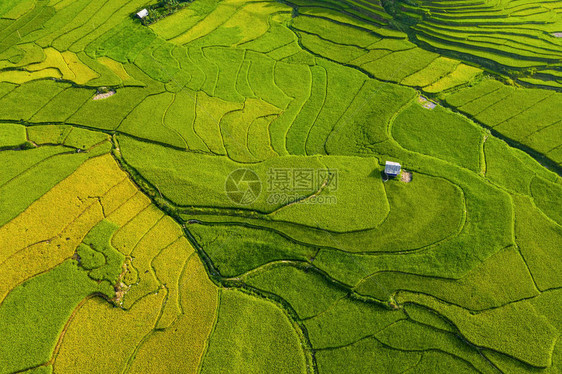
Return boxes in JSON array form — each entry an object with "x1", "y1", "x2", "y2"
[
  {"x1": 401, "y1": 171, "x2": 412, "y2": 183},
  {"x1": 93, "y1": 90, "x2": 115, "y2": 100},
  {"x1": 417, "y1": 95, "x2": 436, "y2": 109}
]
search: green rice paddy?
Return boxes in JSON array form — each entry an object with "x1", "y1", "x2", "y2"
[{"x1": 0, "y1": 0, "x2": 560, "y2": 372}]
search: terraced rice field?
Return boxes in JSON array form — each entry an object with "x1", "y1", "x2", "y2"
[
  {"x1": 0, "y1": 0, "x2": 560, "y2": 372},
  {"x1": 391, "y1": 0, "x2": 562, "y2": 88}
]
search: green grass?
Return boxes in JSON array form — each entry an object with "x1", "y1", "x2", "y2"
[
  {"x1": 192, "y1": 90, "x2": 241, "y2": 153},
  {"x1": 422, "y1": 63, "x2": 482, "y2": 93},
  {"x1": 111, "y1": 204, "x2": 164, "y2": 257},
  {"x1": 26, "y1": 125, "x2": 71, "y2": 145},
  {"x1": 401, "y1": 57, "x2": 460, "y2": 87},
  {"x1": 85, "y1": 18, "x2": 157, "y2": 63},
  {"x1": 75, "y1": 52, "x2": 123, "y2": 87},
  {"x1": 0, "y1": 260, "x2": 114, "y2": 374},
  {"x1": 182, "y1": 170, "x2": 466, "y2": 264},
  {"x1": 326, "y1": 81, "x2": 415, "y2": 155},
  {"x1": 296, "y1": 31, "x2": 366, "y2": 64},
  {"x1": 296, "y1": 6, "x2": 402, "y2": 37},
  {"x1": 304, "y1": 296, "x2": 405, "y2": 349},
  {"x1": 1, "y1": 0, "x2": 561, "y2": 371},
  {"x1": 444, "y1": 78, "x2": 505, "y2": 108},
  {"x1": 0, "y1": 123, "x2": 27, "y2": 148},
  {"x1": 205, "y1": 47, "x2": 245, "y2": 103},
  {"x1": 125, "y1": 253, "x2": 216, "y2": 373},
  {"x1": 403, "y1": 303, "x2": 455, "y2": 333},
  {"x1": 118, "y1": 135, "x2": 328, "y2": 212},
  {"x1": 306, "y1": 58, "x2": 366, "y2": 155},
  {"x1": 190, "y1": 223, "x2": 316, "y2": 277},
  {"x1": 246, "y1": 51, "x2": 291, "y2": 109},
  {"x1": 220, "y1": 98, "x2": 280, "y2": 162},
  {"x1": 269, "y1": 156, "x2": 390, "y2": 232},
  {"x1": 493, "y1": 93, "x2": 562, "y2": 143},
  {"x1": 63, "y1": 127, "x2": 110, "y2": 150},
  {"x1": 394, "y1": 0, "x2": 562, "y2": 84},
  {"x1": 118, "y1": 92, "x2": 186, "y2": 149},
  {"x1": 443, "y1": 78, "x2": 562, "y2": 165},
  {"x1": 77, "y1": 244, "x2": 106, "y2": 270},
  {"x1": 134, "y1": 39, "x2": 181, "y2": 83},
  {"x1": 0, "y1": 80, "x2": 68, "y2": 122},
  {"x1": 188, "y1": 46, "x2": 219, "y2": 95},
  {"x1": 0, "y1": 82, "x2": 17, "y2": 99},
  {"x1": 164, "y1": 89, "x2": 203, "y2": 151},
  {"x1": 396, "y1": 291, "x2": 558, "y2": 368},
  {"x1": 244, "y1": 264, "x2": 348, "y2": 319},
  {"x1": 121, "y1": 216, "x2": 183, "y2": 309},
  {"x1": 51, "y1": 0, "x2": 128, "y2": 51},
  {"x1": 310, "y1": 162, "x2": 513, "y2": 284},
  {"x1": 524, "y1": 121, "x2": 562, "y2": 157},
  {"x1": 30, "y1": 87, "x2": 96, "y2": 123},
  {"x1": 456, "y1": 85, "x2": 515, "y2": 116},
  {"x1": 514, "y1": 195, "x2": 562, "y2": 291},
  {"x1": 200, "y1": 290, "x2": 307, "y2": 374},
  {"x1": 20, "y1": 366, "x2": 53, "y2": 374},
  {"x1": 69, "y1": 87, "x2": 157, "y2": 131},
  {"x1": 475, "y1": 89, "x2": 553, "y2": 128},
  {"x1": 548, "y1": 146, "x2": 562, "y2": 165},
  {"x1": 291, "y1": 15, "x2": 381, "y2": 48},
  {"x1": 0, "y1": 146, "x2": 68, "y2": 185},
  {"x1": 315, "y1": 337, "x2": 421, "y2": 374},
  {"x1": 412, "y1": 24, "x2": 559, "y2": 72},
  {"x1": 362, "y1": 47, "x2": 438, "y2": 83},
  {"x1": 239, "y1": 23, "x2": 296, "y2": 53},
  {"x1": 375, "y1": 319, "x2": 493, "y2": 372},
  {"x1": 0, "y1": 142, "x2": 111, "y2": 226},
  {"x1": 392, "y1": 103, "x2": 482, "y2": 172},
  {"x1": 0, "y1": 0, "x2": 29, "y2": 18},
  {"x1": 69, "y1": 0, "x2": 152, "y2": 53},
  {"x1": 484, "y1": 137, "x2": 535, "y2": 194},
  {"x1": 408, "y1": 351, "x2": 478, "y2": 373},
  {"x1": 284, "y1": 64, "x2": 324, "y2": 155},
  {"x1": 355, "y1": 246, "x2": 539, "y2": 311},
  {"x1": 80, "y1": 220, "x2": 125, "y2": 284},
  {"x1": 530, "y1": 176, "x2": 562, "y2": 225},
  {"x1": 149, "y1": 5, "x2": 209, "y2": 40}
]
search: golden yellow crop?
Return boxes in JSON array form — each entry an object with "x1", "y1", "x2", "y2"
[
  {"x1": 110, "y1": 204, "x2": 164, "y2": 256},
  {"x1": 62, "y1": 51, "x2": 99, "y2": 84},
  {"x1": 99, "y1": 178, "x2": 138, "y2": 217},
  {"x1": 0, "y1": 203, "x2": 103, "y2": 304},
  {"x1": 106, "y1": 191, "x2": 152, "y2": 227},
  {"x1": 153, "y1": 237, "x2": 195, "y2": 329},
  {"x1": 128, "y1": 255, "x2": 219, "y2": 373},
  {"x1": 123, "y1": 216, "x2": 184, "y2": 309},
  {"x1": 0, "y1": 154, "x2": 136, "y2": 304},
  {"x1": 53, "y1": 292, "x2": 166, "y2": 372},
  {"x1": 97, "y1": 57, "x2": 133, "y2": 83},
  {"x1": 0, "y1": 154, "x2": 127, "y2": 266}
]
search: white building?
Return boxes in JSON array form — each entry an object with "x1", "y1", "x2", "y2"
[
  {"x1": 136, "y1": 9, "x2": 149, "y2": 19},
  {"x1": 384, "y1": 161, "x2": 401, "y2": 177}
]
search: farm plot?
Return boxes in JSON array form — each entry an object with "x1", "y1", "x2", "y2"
[
  {"x1": 200, "y1": 290, "x2": 308, "y2": 374},
  {"x1": 289, "y1": 13, "x2": 482, "y2": 92},
  {"x1": 392, "y1": 0, "x2": 562, "y2": 88},
  {"x1": 0, "y1": 149, "x2": 223, "y2": 373},
  {"x1": 0, "y1": 0, "x2": 561, "y2": 373},
  {"x1": 444, "y1": 78, "x2": 562, "y2": 166}
]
